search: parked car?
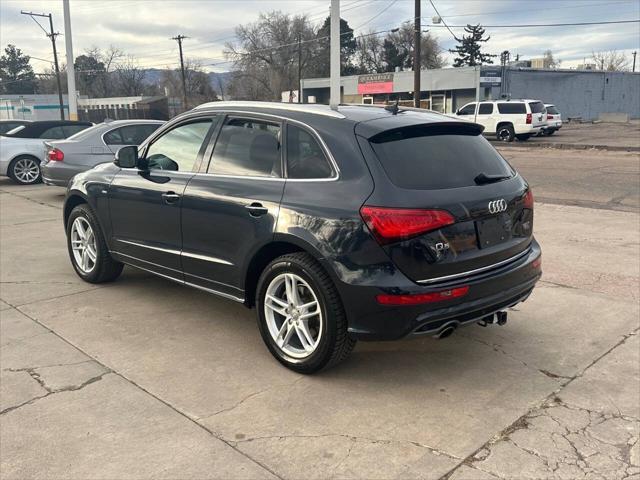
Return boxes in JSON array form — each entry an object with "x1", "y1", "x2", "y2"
[
  {"x1": 454, "y1": 99, "x2": 547, "y2": 142},
  {"x1": 42, "y1": 120, "x2": 164, "y2": 187},
  {"x1": 0, "y1": 120, "x2": 93, "y2": 185},
  {"x1": 0, "y1": 119, "x2": 31, "y2": 136},
  {"x1": 542, "y1": 104, "x2": 562, "y2": 135},
  {"x1": 63, "y1": 101, "x2": 541, "y2": 373}
]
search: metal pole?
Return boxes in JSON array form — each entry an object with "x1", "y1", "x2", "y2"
[
  {"x1": 62, "y1": 0, "x2": 77, "y2": 120},
  {"x1": 48, "y1": 14, "x2": 65, "y2": 120},
  {"x1": 297, "y1": 33, "x2": 302, "y2": 104},
  {"x1": 413, "y1": 0, "x2": 421, "y2": 108},
  {"x1": 329, "y1": 0, "x2": 340, "y2": 110},
  {"x1": 633, "y1": 51, "x2": 637, "y2": 73},
  {"x1": 172, "y1": 35, "x2": 188, "y2": 111}
]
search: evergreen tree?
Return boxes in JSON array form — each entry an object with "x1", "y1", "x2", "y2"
[
  {"x1": 0, "y1": 44, "x2": 38, "y2": 94},
  {"x1": 449, "y1": 24, "x2": 496, "y2": 67}
]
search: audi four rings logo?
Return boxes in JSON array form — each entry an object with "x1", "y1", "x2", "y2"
[{"x1": 488, "y1": 199, "x2": 508, "y2": 213}]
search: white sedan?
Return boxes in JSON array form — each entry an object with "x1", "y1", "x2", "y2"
[{"x1": 0, "y1": 121, "x2": 92, "y2": 185}]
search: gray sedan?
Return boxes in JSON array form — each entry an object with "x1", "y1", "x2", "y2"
[{"x1": 41, "y1": 119, "x2": 164, "y2": 186}]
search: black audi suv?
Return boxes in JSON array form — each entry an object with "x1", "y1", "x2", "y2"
[{"x1": 63, "y1": 101, "x2": 541, "y2": 373}]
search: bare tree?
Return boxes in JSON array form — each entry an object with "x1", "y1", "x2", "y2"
[
  {"x1": 591, "y1": 50, "x2": 630, "y2": 71},
  {"x1": 225, "y1": 11, "x2": 318, "y2": 101},
  {"x1": 355, "y1": 30, "x2": 385, "y2": 73},
  {"x1": 160, "y1": 59, "x2": 217, "y2": 108},
  {"x1": 115, "y1": 56, "x2": 146, "y2": 96},
  {"x1": 542, "y1": 50, "x2": 561, "y2": 69}
]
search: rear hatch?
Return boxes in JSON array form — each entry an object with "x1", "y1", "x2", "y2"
[
  {"x1": 357, "y1": 119, "x2": 533, "y2": 284},
  {"x1": 528, "y1": 101, "x2": 547, "y2": 128}
]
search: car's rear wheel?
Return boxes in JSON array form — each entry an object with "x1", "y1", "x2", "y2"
[
  {"x1": 256, "y1": 252, "x2": 356, "y2": 373},
  {"x1": 496, "y1": 124, "x2": 515, "y2": 142},
  {"x1": 66, "y1": 204, "x2": 124, "y2": 283},
  {"x1": 9, "y1": 156, "x2": 42, "y2": 185}
]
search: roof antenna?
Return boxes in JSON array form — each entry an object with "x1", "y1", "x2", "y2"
[{"x1": 385, "y1": 98, "x2": 400, "y2": 115}]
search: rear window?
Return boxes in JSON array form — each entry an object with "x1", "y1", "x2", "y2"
[
  {"x1": 369, "y1": 125, "x2": 514, "y2": 190},
  {"x1": 529, "y1": 101, "x2": 545, "y2": 113},
  {"x1": 546, "y1": 105, "x2": 559, "y2": 114},
  {"x1": 497, "y1": 103, "x2": 526, "y2": 114}
]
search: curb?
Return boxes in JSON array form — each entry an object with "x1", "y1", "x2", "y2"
[{"x1": 493, "y1": 142, "x2": 640, "y2": 153}]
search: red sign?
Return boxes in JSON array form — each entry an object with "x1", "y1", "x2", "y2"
[{"x1": 357, "y1": 73, "x2": 394, "y2": 94}]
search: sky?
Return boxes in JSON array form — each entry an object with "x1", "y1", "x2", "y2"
[{"x1": 1, "y1": 0, "x2": 639, "y2": 74}]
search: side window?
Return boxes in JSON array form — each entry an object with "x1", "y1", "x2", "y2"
[
  {"x1": 39, "y1": 126, "x2": 65, "y2": 139},
  {"x1": 478, "y1": 103, "x2": 493, "y2": 115},
  {"x1": 62, "y1": 125, "x2": 89, "y2": 137},
  {"x1": 145, "y1": 119, "x2": 212, "y2": 172},
  {"x1": 111, "y1": 125, "x2": 161, "y2": 145},
  {"x1": 208, "y1": 117, "x2": 281, "y2": 178},
  {"x1": 457, "y1": 103, "x2": 476, "y2": 115},
  {"x1": 497, "y1": 103, "x2": 526, "y2": 114},
  {"x1": 286, "y1": 124, "x2": 333, "y2": 179},
  {"x1": 103, "y1": 128, "x2": 124, "y2": 145}
]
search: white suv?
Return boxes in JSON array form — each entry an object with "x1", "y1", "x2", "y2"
[
  {"x1": 542, "y1": 104, "x2": 562, "y2": 135},
  {"x1": 454, "y1": 99, "x2": 547, "y2": 142}
]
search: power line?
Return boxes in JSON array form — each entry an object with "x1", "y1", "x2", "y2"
[
  {"x1": 429, "y1": 0, "x2": 459, "y2": 41},
  {"x1": 355, "y1": 0, "x2": 398, "y2": 29},
  {"x1": 424, "y1": 19, "x2": 640, "y2": 28}
]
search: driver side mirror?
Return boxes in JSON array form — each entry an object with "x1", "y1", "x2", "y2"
[{"x1": 114, "y1": 145, "x2": 138, "y2": 168}]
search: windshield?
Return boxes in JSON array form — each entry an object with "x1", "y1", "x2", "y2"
[
  {"x1": 529, "y1": 102, "x2": 545, "y2": 113},
  {"x1": 369, "y1": 125, "x2": 514, "y2": 190}
]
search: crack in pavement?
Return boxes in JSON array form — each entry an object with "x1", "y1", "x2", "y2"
[
  {"x1": 0, "y1": 371, "x2": 110, "y2": 415},
  {"x1": 440, "y1": 327, "x2": 640, "y2": 479},
  {"x1": 0, "y1": 189, "x2": 63, "y2": 210}
]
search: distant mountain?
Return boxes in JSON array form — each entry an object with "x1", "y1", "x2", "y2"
[{"x1": 141, "y1": 69, "x2": 233, "y2": 98}]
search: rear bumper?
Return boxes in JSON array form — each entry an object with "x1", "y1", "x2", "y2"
[
  {"x1": 41, "y1": 162, "x2": 85, "y2": 187},
  {"x1": 339, "y1": 239, "x2": 542, "y2": 341}
]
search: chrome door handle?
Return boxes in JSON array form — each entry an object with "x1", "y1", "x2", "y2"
[
  {"x1": 245, "y1": 202, "x2": 268, "y2": 217},
  {"x1": 161, "y1": 191, "x2": 181, "y2": 204}
]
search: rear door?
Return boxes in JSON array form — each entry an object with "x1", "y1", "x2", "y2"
[
  {"x1": 180, "y1": 114, "x2": 285, "y2": 299},
  {"x1": 358, "y1": 121, "x2": 533, "y2": 284},
  {"x1": 475, "y1": 102, "x2": 496, "y2": 133},
  {"x1": 528, "y1": 101, "x2": 546, "y2": 129}
]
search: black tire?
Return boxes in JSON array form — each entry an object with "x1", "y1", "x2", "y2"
[
  {"x1": 516, "y1": 134, "x2": 531, "y2": 141},
  {"x1": 256, "y1": 252, "x2": 356, "y2": 374},
  {"x1": 8, "y1": 155, "x2": 42, "y2": 185},
  {"x1": 66, "y1": 204, "x2": 123, "y2": 283},
  {"x1": 496, "y1": 124, "x2": 515, "y2": 142}
]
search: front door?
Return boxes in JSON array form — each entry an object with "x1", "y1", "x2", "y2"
[
  {"x1": 181, "y1": 115, "x2": 285, "y2": 300},
  {"x1": 108, "y1": 117, "x2": 216, "y2": 280}
]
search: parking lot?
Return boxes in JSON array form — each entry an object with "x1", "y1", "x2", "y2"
[{"x1": 1, "y1": 146, "x2": 638, "y2": 479}]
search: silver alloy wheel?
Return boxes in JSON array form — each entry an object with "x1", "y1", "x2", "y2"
[
  {"x1": 264, "y1": 272, "x2": 323, "y2": 359},
  {"x1": 70, "y1": 217, "x2": 97, "y2": 274},
  {"x1": 497, "y1": 127, "x2": 511, "y2": 142},
  {"x1": 13, "y1": 158, "x2": 40, "y2": 184}
]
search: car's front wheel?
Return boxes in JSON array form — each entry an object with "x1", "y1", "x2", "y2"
[
  {"x1": 8, "y1": 156, "x2": 42, "y2": 185},
  {"x1": 66, "y1": 204, "x2": 124, "y2": 283},
  {"x1": 256, "y1": 253, "x2": 356, "y2": 373}
]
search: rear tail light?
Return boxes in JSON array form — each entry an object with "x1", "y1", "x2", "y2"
[
  {"x1": 532, "y1": 255, "x2": 542, "y2": 270},
  {"x1": 523, "y1": 188, "x2": 534, "y2": 210},
  {"x1": 47, "y1": 148, "x2": 64, "y2": 162},
  {"x1": 547, "y1": 114, "x2": 553, "y2": 120},
  {"x1": 376, "y1": 286, "x2": 469, "y2": 306},
  {"x1": 360, "y1": 206, "x2": 455, "y2": 245},
  {"x1": 526, "y1": 113, "x2": 532, "y2": 124}
]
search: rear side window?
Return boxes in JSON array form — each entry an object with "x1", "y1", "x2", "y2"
[
  {"x1": 39, "y1": 126, "x2": 66, "y2": 139},
  {"x1": 286, "y1": 124, "x2": 333, "y2": 179},
  {"x1": 529, "y1": 102, "x2": 545, "y2": 113},
  {"x1": 105, "y1": 125, "x2": 160, "y2": 145},
  {"x1": 457, "y1": 103, "x2": 476, "y2": 115},
  {"x1": 546, "y1": 105, "x2": 559, "y2": 114},
  {"x1": 478, "y1": 103, "x2": 493, "y2": 114},
  {"x1": 209, "y1": 117, "x2": 281, "y2": 178},
  {"x1": 369, "y1": 125, "x2": 513, "y2": 190},
  {"x1": 497, "y1": 103, "x2": 526, "y2": 114}
]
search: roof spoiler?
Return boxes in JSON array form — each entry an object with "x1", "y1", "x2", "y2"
[{"x1": 364, "y1": 121, "x2": 485, "y2": 142}]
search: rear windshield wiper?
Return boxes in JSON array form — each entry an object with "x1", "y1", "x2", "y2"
[{"x1": 474, "y1": 173, "x2": 510, "y2": 185}]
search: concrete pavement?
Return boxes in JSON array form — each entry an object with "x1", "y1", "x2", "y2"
[{"x1": 1, "y1": 156, "x2": 639, "y2": 479}]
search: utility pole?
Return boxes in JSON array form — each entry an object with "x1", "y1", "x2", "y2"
[
  {"x1": 633, "y1": 51, "x2": 637, "y2": 73},
  {"x1": 413, "y1": 0, "x2": 421, "y2": 108},
  {"x1": 297, "y1": 32, "x2": 302, "y2": 104},
  {"x1": 171, "y1": 35, "x2": 189, "y2": 111},
  {"x1": 21, "y1": 10, "x2": 64, "y2": 119},
  {"x1": 62, "y1": 0, "x2": 77, "y2": 120},
  {"x1": 329, "y1": 0, "x2": 340, "y2": 110}
]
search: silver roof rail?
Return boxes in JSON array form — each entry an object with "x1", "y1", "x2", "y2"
[{"x1": 194, "y1": 101, "x2": 346, "y2": 119}]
